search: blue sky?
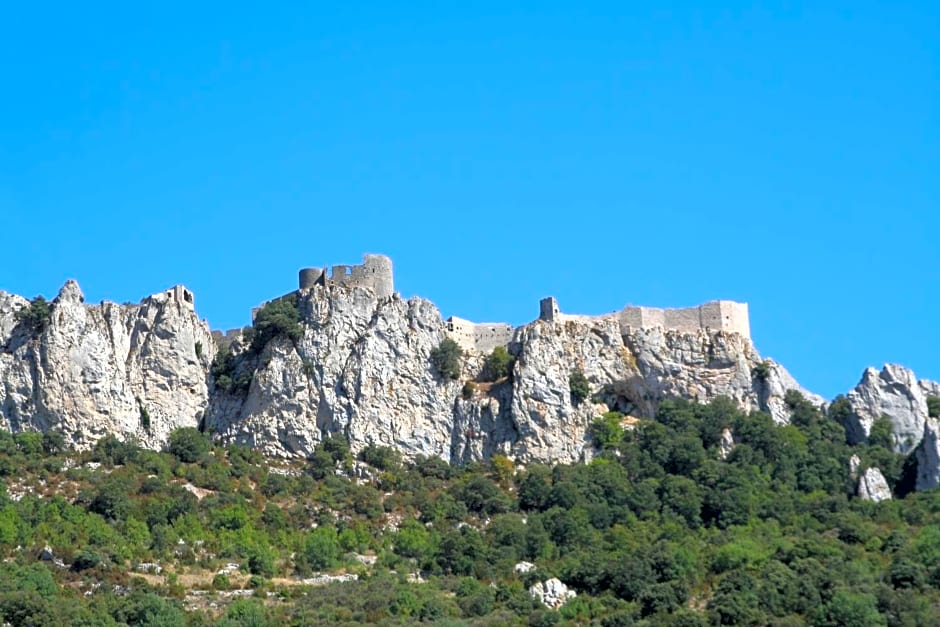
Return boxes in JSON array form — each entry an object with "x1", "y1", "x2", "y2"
[{"x1": 0, "y1": 2, "x2": 937, "y2": 399}]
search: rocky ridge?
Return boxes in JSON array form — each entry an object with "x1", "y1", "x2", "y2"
[
  {"x1": 0, "y1": 282, "x2": 213, "y2": 449},
  {"x1": 1, "y1": 278, "x2": 938, "y2": 495}
]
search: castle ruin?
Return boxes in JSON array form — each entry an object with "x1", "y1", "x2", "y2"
[
  {"x1": 298, "y1": 254, "x2": 394, "y2": 299},
  {"x1": 445, "y1": 316, "x2": 514, "y2": 353},
  {"x1": 539, "y1": 296, "x2": 751, "y2": 340},
  {"x1": 254, "y1": 254, "x2": 751, "y2": 350}
]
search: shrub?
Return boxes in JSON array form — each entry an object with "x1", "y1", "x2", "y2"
[
  {"x1": 71, "y1": 550, "x2": 102, "y2": 572},
  {"x1": 430, "y1": 338, "x2": 463, "y2": 380},
  {"x1": 138, "y1": 404, "x2": 151, "y2": 432},
  {"x1": 928, "y1": 396, "x2": 940, "y2": 419},
  {"x1": 752, "y1": 360, "x2": 772, "y2": 381},
  {"x1": 15, "y1": 296, "x2": 52, "y2": 333},
  {"x1": 40, "y1": 431, "x2": 66, "y2": 456},
  {"x1": 167, "y1": 428, "x2": 211, "y2": 463},
  {"x1": 301, "y1": 526, "x2": 340, "y2": 571},
  {"x1": 569, "y1": 369, "x2": 591, "y2": 403},
  {"x1": 462, "y1": 381, "x2": 476, "y2": 399},
  {"x1": 589, "y1": 412, "x2": 625, "y2": 448},
  {"x1": 210, "y1": 343, "x2": 247, "y2": 394},
  {"x1": 251, "y1": 294, "x2": 302, "y2": 353},
  {"x1": 482, "y1": 346, "x2": 514, "y2": 381},
  {"x1": 359, "y1": 444, "x2": 402, "y2": 472},
  {"x1": 869, "y1": 415, "x2": 894, "y2": 450}
]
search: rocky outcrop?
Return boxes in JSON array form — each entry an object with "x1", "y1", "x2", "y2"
[
  {"x1": 842, "y1": 365, "x2": 940, "y2": 454},
  {"x1": 0, "y1": 280, "x2": 820, "y2": 465},
  {"x1": 207, "y1": 285, "x2": 818, "y2": 464},
  {"x1": 207, "y1": 286, "x2": 466, "y2": 459},
  {"x1": 916, "y1": 419, "x2": 940, "y2": 491},
  {"x1": 529, "y1": 578, "x2": 577, "y2": 609},
  {"x1": 857, "y1": 467, "x2": 892, "y2": 502},
  {"x1": 0, "y1": 282, "x2": 213, "y2": 449}
]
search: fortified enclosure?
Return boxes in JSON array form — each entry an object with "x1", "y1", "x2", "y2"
[
  {"x1": 298, "y1": 254, "x2": 394, "y2": 299},
  {"x1": 256, "y1": 254, "x2": 751, "y2": 348},
  {"x1": 538, "y1": 296, "x2": 751, "y2": 340}
]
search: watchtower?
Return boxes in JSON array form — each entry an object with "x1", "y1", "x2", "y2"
[{"x1": 539, "y1": 297, "x2": 560, "y2": 321}]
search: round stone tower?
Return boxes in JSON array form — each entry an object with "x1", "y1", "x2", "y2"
[
  {"x1": 299, "y1": 267, "x2": 325, "y2": 290},
  {"x1": 362, "y1": 254, "x2": 394, "y2": 299}
]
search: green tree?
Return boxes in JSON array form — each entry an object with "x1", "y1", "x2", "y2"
[
  {"x1": 815, "y1": 590, "x2": 886, "y2": 627},
  {"x1": 301, "y1": 525, "x2": 340, "y2": 571},
  {"x1": 927, "y1": 396, "x2": 940, "y2": 419},
  {"x1": 482, "y1": 346, "x2": 514, "y2": 381},
  {"x1": 251, "y1": 294, "x2": 303, "y2": 353},
  {"x1": 869, "y1": 415, "x2": 894, "y2": 450},
  {"x1": 40, "y1": 431, "x2": 66, "y2": 456},
  {"x1": 569, "y1": 369, "x2": 591, "y2": 403},
  {"x1": 589, "y1": 412, "x2": 624, "y2": 449},
  {"x1": 430, "y1": 338, "x2": 463, "y2": 380},
  {"x1": 359, "y1": 444, "x2": 402, "y2": 472},
  {"x1": 15, "y1": 296, "x2": 52, "y2": 333},
  {"x1": 167, "y1": 427, "x2": 210, "y2": 463}
]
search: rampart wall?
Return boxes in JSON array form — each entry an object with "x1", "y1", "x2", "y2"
[
  {"x1": 445, "y1": 316, "x2": 514, "y2": 353},
  {"x1": 540, "y1": 297, "x2": 751, "y2": 340}
]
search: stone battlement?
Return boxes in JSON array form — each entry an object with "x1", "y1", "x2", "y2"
[
  {"x1": 445, "y1": 316, "x2": 514, "y2": 353},
  {"x1": 298, "y1": 254, "x2": 394, "y2": 299},
  {"x1": 539, "y1": 297, "x2": 751, "y2": 340}
]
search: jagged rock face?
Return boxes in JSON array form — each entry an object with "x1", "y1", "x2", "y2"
[
  {"x1": 0, "y1": 280, "x2": 820, "y2": 466},
  {"x1": 916, "y1": 419, "x2": 940, "y2": 491},
  {"x1": 857, "y1": 467, "x2": 892, "y2": 502},
  {"x1": 842, "y1": 364, "x2": 940, "y2": 454},
  {"x1": 207, "y1": 286, "x2": 465, "y2": 459},
  {"x1": 0, "y1": 282, "x2": 214, "y2": 449},
  {"x1": 208, "y1": 287, "x2": 817, "y2": 464}
]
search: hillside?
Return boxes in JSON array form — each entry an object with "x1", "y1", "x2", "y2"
[{"x1": 0, "y1": 396, "x2": 938, "y2": 625}]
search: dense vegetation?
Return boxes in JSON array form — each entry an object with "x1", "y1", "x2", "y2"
[{"x1": 0, "y1": 394, "x2": 939, "y2": 625}]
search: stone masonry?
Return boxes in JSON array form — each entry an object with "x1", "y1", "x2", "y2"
[{"x1": 539, "y1": 296, "x2": 751, "y2": 340}]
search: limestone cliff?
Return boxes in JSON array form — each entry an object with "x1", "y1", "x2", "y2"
[
  {"x1": 0, "y1": 282, "x2": 214, "y2": 449},
  {"x1": 207, "y1": 284, "x2": 817, "y2": 464},
  {"x1": 0, "y1": 279, "x2": 876, "y2": 471},
  {"x1": 841, "y1": 364, "x2": 940, "y2": 455}
]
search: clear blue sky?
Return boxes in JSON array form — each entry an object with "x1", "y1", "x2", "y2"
[{"x1": 1, "y1": 2, "x2": 937, "y2": 399}]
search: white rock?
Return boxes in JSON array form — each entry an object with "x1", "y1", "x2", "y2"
[
  {"x1": 514, "y1": 561, "x2": 536, "y2": 574},
  {"x1": 529, "y1": 578, "x2": 576, "y2": 609},
  {"x1": 209, "y1": 285, "x2": 820, "y2": 464},
  {"x1": 843, "y1": 364, "x2": 940, "y2": 454},
  {"x1": 0, "y1": 282, "x2": 213, "y2": 450},
  {"x1": 719, "y1": 428, "x2": 735, "y2": 460},
  {"x1": 857, "y1": 467, "x2": 892, "y2": 502},
  {"x1": 849, "y1": 454, "x2": 861, "y2": 481},
  {"x1": 0, "y1": 279, "x2": 823, "y2": 468}
]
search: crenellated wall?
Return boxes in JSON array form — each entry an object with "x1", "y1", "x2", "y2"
[{"x1": 540, "y1": 297, "x2": 751, "y2": 340}]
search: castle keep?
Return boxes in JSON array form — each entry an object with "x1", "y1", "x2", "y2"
[{"x1": 298, "y1": 254, "x2": 394, "y2": 299}]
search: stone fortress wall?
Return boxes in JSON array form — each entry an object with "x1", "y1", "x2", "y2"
[
  {"x1": 298, "y1": 254, "x2": 394, "y2": 299},
  {"x1": 539, "y1": 297, "x2": 751, "y2": 340},
  {"x1": 445, "y1": 316, "x2": 514, "y2": 353},
  {"x1": 255, "y1": 254, "x2": 750, "y2": 351}
]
